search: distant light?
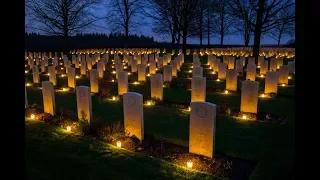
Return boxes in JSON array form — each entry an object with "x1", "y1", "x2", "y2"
[
  {"x1": 187, "y1": 160, "x2": 193, "y2": 168},
  {"x1": 117, "y1": 141, "x2": 121, "y2": 148}
]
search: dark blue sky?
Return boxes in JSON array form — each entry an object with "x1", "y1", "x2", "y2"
[{"x1": 25, "y1": 0, "x2": 293, "y2": 46}]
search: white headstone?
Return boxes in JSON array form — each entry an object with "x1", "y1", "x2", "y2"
[
  {"x1": 137, "y1": 64, "x2": 147, "y2": 81},
  {"x1": 265, "y1": 71, "x2": 278, "y2": 94},
  {"x1": 193, "y1": 66, "x2": 203, "y2": 77},
  {"x1": 151, "y1": 73, "x2": 163, "y2": 101},
  {"x1": 278, "y1": 65, "x2": 289, "y2": 85},
  {"x1": 123, "y1": 92, "x2": 144, "y2": 140},
  {"x1": 68, "y1": 67, "x2": 76, "y2": 88},
  {"x1": 90, "y1": 69, "x2": 99, "y2": 93},
  {"x1": 118, "y1": 71, "x2": 128, "y2": 95},
  {"x1": 226, "y1": 69, "x2": 238, "y2": 91},
  {"x1": 240, "y1": 80, "x2": 259, "y2": 114},
  {"x1": 246, "y1": 64, "x2": 256, "y2": 81},
  {"x1": 48, "y1": 66, "x2": 56, "y2": 86},
  {"x1": 191, "y1": 76, "x2": 206, "y2": 102},
  {"x1": 260, "y1": 60, "x2": 268, "y2": 75},
  {"x1": 76, "y1": 86, "x2": 92, "y2": 122},
  {"x1": 218, "y1": 63, "x2": 227, "y2": 80},
  {"x1": 42, "y1": 81, "x2": 56, "y2": 115},
  {"x1": 189, "y1": 101, "x2": 216, "y2": 158}
]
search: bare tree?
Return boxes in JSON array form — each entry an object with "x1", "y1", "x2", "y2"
[
  {"x1": 146, "y1": 0, "x2": 179, "y2": 47},
  {"x1": 147, "y1": 0, "x2": 199, "y2": 51},
  {"x1": 26, "y1": 0, "x2": 100, "y2": 37},
  {"x1": 229, "y1": 0, "x2": 295, "y2": 60},
  {"x1": 180, "y1": 0, "x2": 200, "y2": 52},
  {"x1": 231, "y1": 0, "x2": 255, "y2": 46},
  {"x1": 213, "y1": 0, "x2": 235, "y2": 46},
  {"x1": 204, "y1": 0, "x2": 216, "y2": 46},
  {"x1": 108, "y1": 0, "x2": 144, "y2": 37},
  {"x1": 267, "y1": 7, "x2": 295, "y2": 46},
  {"x1": 189, "y1": 0, "x2": 209, "y2": 47}
]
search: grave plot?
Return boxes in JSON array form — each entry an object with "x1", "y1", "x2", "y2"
[{"x1": 25, "y1": 47, "x2": 295, "y2": 179}]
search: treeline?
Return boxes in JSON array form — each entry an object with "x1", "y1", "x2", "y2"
[
  {"x1": 25, "y1": 33, "x2": 159, "y2": 51},
  {"x1": 25, "y1": 32, "x2": 294, "y2": 52}
]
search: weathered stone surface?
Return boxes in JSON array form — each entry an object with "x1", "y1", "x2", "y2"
[
  {"x1": 278, "y1": 65, "x2": 289, "y2": 84},
  {"x1": 265, "y1": 71, "x2": 278, "y2": 94},
  {"x1": 193, "y1": 66, "x2": 203, "y2": 77},
  {"x1": 42, "y1": 81, "x2": 56, "y2": 115},
  {"x1": 137, "y1": 64, "x2": 147, "y2": 81},
  {"x1": 260, "y1": 60, "x2": 268, "y2": 75},
  {"x1": 218, "y1": 63, "x2": 227, "y2": 80},
  {"x1": 76, "y1": 86, "x2": 92, "y2": 122},
  {"x1": 189, "y1": 101, "x2": 216, "y2": 158},
  {"x1": 240, "y1": 80, "x2": 259, "y2": 114},
  {"x1": 191, "y1": 76, "x2": 206, "y2": 102},
  {"x1": 226, "y1": 69, "x2": 238, "y2": 91},
  {"x1": 67, "y1": 67, "x2": 76, "y2": 88},
  {"x1": 246, "y1": 64, "x2": 256, "y2": 81},
  {"x1": 151, "y1": 73, "x2": 163, "y2": 101},
  {"x1": 118, "y1": 71, "x2": 128, "y2": 95},
  {"x1": 90, "y1": 69, "x2": 99, "y2": 93},
  {"x1": 123, "y1": 92, "x2": 144, "y2": 140}
]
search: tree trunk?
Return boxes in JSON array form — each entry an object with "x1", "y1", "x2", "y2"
[
  {"x1": 220, "y1": 10, "x2": 224, "y2": 47},
  {"x1": 125, "y1": 22, "x2": 129, "y2": 37},
  {"x1": 207, "y1": 14, "x2": 210, "y2": 46},
  {"x1": 199, "y1": 7, "x2": 203, "y2": 48},
  {"x1": 277, "y1": 34, "x2": 281, "y2": 46},
  {"x1": 277, "y1": 28, "x2": 283, "y2": 46},
  {"x1": 220, "y1": 34, "x2": 224, "y2": 47},
  {"x1": 171, "y1": 31, "x2": 176, "y2": 49},
  {"x1": 253, "y1": 27, "x2": 262, "y2": 59},
  {"x1": 245, "y1": 36, "x2": 250, "y2": 47},
  {"x1": 244, "y1": 29, "x2": 250, "y2": 47},
  {"x1": 252, "y1": 0, "x2": 265, "y2": 61},
  {"x1": 63, "y1": 20, "x2": 69, "y2": 53},
  {"x1": 177, "y1": 32, "x2": 181, "y2": 47},
  {"x1": 244, "y1": 22, "x2": 250, "y2": 47},
  {"x1": 183, "y1": 27, "x2": 188, "y2": 54}
]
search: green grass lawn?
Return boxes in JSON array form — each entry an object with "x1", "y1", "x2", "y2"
[
  {"x1": 25, "y1": 119, "x2": 218, "y2": 180},
  {"x1": 25, "y1": 54, "x2": 295, "y2": 180}
]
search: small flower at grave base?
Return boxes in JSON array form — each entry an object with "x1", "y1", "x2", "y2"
[
  {"x1": 31, "y1": 114, "x2": 35, "y2": 120},
  {"x1": 242, "y1": 115, "x2": 247, "y2": 119},
  {"x1": 66, "y1": 126, "x2": 71, "y2": 132},
  {"x1": 224, "y1": 90, "x2": 228, "y2": 94}
]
